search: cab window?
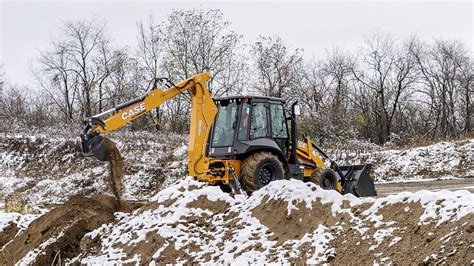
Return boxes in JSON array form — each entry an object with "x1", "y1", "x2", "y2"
[
  {"x1": 211, "y1": 102, "x2": 237, "y2": 147},
  {"x1": 270, "y1": 104, "x2": 288, "y2": 139},
  {"x1": 238, "y1": 103, "x2": 251, "y2": 140},
  {"x1": 250, "y1": 102, "x2": 268, "y2": 139}
]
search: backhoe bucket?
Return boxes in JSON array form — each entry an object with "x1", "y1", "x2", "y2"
[
  {"x1": 339, "y1": 164, "x2": 377, "y2": 197},
  {"x1": 80, "y1": 134, "x2": 109, "y2": 162}
]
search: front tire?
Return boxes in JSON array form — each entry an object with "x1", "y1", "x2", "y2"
[
  {"x1": 240, "y1": 152, "x2": 284, "y2": 195},
  {"x1": 305, "y1": 167, "x2": 323, "y2": 185},
  {"x1": 320, "y1": 169, "x2": 339, "y2": 190}
]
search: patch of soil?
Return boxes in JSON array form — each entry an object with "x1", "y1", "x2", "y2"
[
  {"x1": 110, "y1": 230, "x2": 180, "y2": 265},
  {"x1": 328, "y1": 202, "x2": 474, "y2": 265},
  {"x1": 63, "y1": 183, "x2": 473, "y2": 264},
  {"x1": 0, "y1": 222, "x2": 19, "y2": 248},
  {"x1": 0, "y1": 194, "x2": 133, "y2": 265},
  {"x1": 2, "y1": 136, "x2": 95, "y2": 179},
  {"x1": 186, "y1": 196, "x2": 230, "y2": 214},
  {"x1": 1, "y1": 134, "x2": 188, "y2": 205},
  {"x1": 138, "y1": 198, "x2": 178, "y2": 214},
  {"x1": 376, "y1": 178, "x2": 474, "y2": 197},
  {"x1": 94, "y1": 196, "x2": 232, "y2": 264},
  {"x1": 252, "y1": 196, "x2": 338, "y2": 245}
]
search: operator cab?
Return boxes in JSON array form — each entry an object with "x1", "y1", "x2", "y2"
[{"x1": 208, "y1": 96, "x2": 292, "y2": 163}]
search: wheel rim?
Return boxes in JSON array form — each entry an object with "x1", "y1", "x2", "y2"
[
  {"x1": 323, "y1": 177, "x2": 334, "y2": 189},
  {"x1": 258, "y1": 164, "x2": 275, "y2": 185}
]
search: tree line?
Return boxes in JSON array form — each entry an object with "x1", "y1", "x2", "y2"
[{"x1": 0, "y1": 9, "x2": 472, "y2": 145}]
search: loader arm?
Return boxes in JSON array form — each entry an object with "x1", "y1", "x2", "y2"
[{"x1": 80, "y1": 72, "x2": 217, "y2": 177}]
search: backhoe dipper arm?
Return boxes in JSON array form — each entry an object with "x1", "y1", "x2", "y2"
[{"x1": 80, "y1": 72, "x2": 217, "y2": 177}]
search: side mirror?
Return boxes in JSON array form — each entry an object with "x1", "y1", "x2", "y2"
[{"x1": 294, "y1": 104, "x2": 301, "y2": 116}]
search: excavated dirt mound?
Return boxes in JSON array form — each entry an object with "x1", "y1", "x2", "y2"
[
  {"x1": 252, "y1": 197, "x2": 337, "y2": 245},
  {"x1": 67, "y1": 178, "x2": 474, "y2": 264},
  {"x1": 0, "y1": 223, "x2": 19, "y2": 248},
  {"x1": 330, "y1": 210, "x2": 474, "y2": 265},
  {"x1": 0, "y1": 194, "x2": 138, "y2": 265},
  {"x1": 3, "y1": 178, "x2": 473, "y2": 264}
]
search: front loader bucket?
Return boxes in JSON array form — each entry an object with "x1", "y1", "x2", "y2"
[{"x1": 339, "y1": 164, "x2": 377, "y2": 197}]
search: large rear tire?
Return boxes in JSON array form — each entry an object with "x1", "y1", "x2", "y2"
[{"x1": 240, "y1": 152, "x2": 284, "y2": 195}]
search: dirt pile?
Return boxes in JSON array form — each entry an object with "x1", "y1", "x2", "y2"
[
  {"x1": 69, "y1": 178, "x2": 474, "y2": 264},
  {"x1": 329, "y1": 203, "x2": 473, "y2": 265},
  {"x1": 0, "y1": 223, "x2": 19, "y2": 248},
  {"x1": 0, "y1": 194, "x2": 138, "y2": 265}
]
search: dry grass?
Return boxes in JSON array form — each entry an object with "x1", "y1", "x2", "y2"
[{"x1": 4, "y1": 195, "x2": 40, "y2": 214}]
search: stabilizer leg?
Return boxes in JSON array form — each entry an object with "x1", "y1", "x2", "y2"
[{"x1": 229, "y1": 166, "x2": 245, "y2": 195}]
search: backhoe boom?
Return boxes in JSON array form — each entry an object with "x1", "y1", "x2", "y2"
[{"x1": 80, "y1": 72, "x2": 217, "y2": 178}]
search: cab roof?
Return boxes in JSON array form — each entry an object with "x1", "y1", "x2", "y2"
[{"x1": 213, "y1": 95, "x2": 285, "y2": 103}]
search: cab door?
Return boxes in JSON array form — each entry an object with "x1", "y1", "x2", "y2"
[{"x1": 269, "y1": 103, "x2": 289, "y2": 155}]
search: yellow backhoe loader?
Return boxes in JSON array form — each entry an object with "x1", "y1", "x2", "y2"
[{"x1": 80, "y1": 72, "x2": 376, "y2": 196}]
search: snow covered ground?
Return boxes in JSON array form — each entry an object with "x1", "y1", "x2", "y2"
[
  {"x1": 68, "y1": 177, "x2": 473, "y2": 264},
  {"x1": 1, "y1": 133, "x2": 473, "y2": 264},
  {"x1": 333, "y1": 138, "x2": 473, "y2": 182},
  {"x1": 0, "y1": 210, "x2": 38, "y2": 233},
  {"x1": 1, "y1": 133, "x2": 472, "y2": 207},
  {"x1": 0, "y1": 131, "x2": 187, "y2": 206}
]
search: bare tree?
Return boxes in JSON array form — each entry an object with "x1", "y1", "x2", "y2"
[
  {"x1": 295, "y1": 60, "x2": 326, "y2": 116},
  {"x1": 350, "y1": 33, "x2": 416, "y2": 144},
  {"x1": 412, "y1": 38, "x2": 472, "y2": 139},
  {"x1": 320, "y1": 48, "x2": 354, "y2": 137},
  {"x1": 13, "y1": 10, "x2": 471, "y2": 143},
  {"x1": 61, "y1": 18, "x2": 107, "y2": 117},
  {"x1": 105, "y1": 49, "x2": 138, "y2": 106},
  {"x1": 251, "y1": 36, "x2": 303, "y2": 99},
  {"x1": 160, "y1": 9, "x2": 245, "y2": 96},
  {"x1": 153, "y1": 9, "x2": 246, "y2": 132},
  {"x1": 294, "y1": 59, "x2": 339, "y2": 141},
  {"x1": 136, "y1": 16, "x2": 165, "y2": 130},
  {"x1": 0, "y1": 64, "x2": 4, "y2": 95},
  {"x1": 457, "y1": 55, "x2": 473, "y2": 133},
  {"x1": 137, "y1": 16, "x2": 161, "y2": 89},
  {"x1": 31, "y1": 19, "x2": 111, "y2": 121},
  {"x1": 31, "y1": 41, "x2": 78, "y2": 122},
  {"x1": 0, "y1": 85, "x2": 28, "y2": 125},
  {"x1": 95, "y1": 37, "x2": 118, "y2": 113}
]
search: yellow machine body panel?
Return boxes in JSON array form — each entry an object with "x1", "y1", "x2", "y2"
[
  {"x1": 295, "y1": 138, "x2": 343, "y2": 193},
  {"x1": 199, "y1": 159, "x2": 242, "y2": 184}
]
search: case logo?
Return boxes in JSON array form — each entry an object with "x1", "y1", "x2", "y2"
[{"x1": 121, "y1": 103, "x2": 146, "y2": 120}]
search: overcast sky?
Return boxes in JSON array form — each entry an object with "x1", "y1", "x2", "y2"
[{"x1": 1, "y1": 0, "x2": 472, "y2": 87}]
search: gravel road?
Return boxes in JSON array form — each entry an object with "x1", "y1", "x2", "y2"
[{"x1": 375, "y1": 178, "x2": 474, "y2": 197}]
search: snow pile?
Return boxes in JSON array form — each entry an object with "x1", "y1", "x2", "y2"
[
  {"x1": 0, "y1": 211, "x2": 38, "y2": 232},
  {"x1": 71, "y1": 178, "x2": 474, "y2": 264},
  {"x1": 335, "y1": 139, "x2": 474, "y2": 182}
]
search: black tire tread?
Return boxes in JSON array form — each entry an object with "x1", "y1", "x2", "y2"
[
  {"x1": 320, "y1": 169, "x2": 338, "y2": 190},
  {"x1": 240, "y1": 152, "x2": 282, "y2": 195}
]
